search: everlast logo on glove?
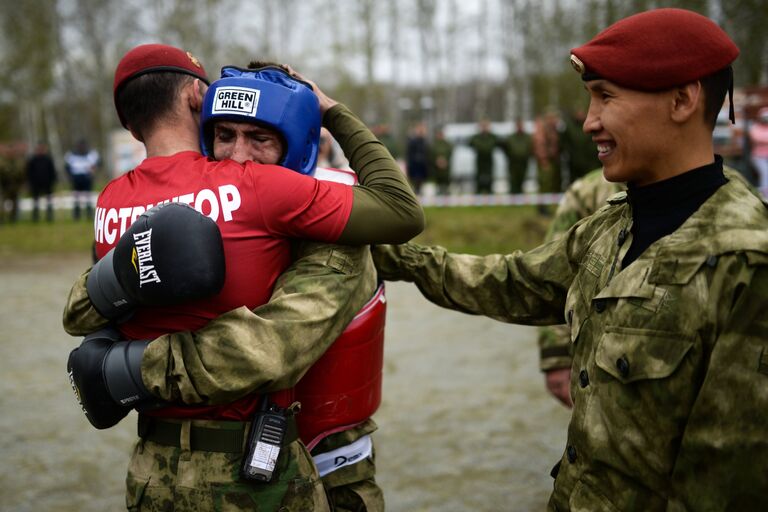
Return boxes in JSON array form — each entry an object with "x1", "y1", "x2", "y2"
[
  {"x1": 212, "y1": 87, "x2": 260, "y2": 116},
  {"x1": 87, "y1": 203, "x2": 225, "y2": 319},
  {"x1": 68, "y1": 369, "x2": 88, "y2": 416},
  {"x1": 130, "y1": 228, "x2": 161, "y2": 287}
]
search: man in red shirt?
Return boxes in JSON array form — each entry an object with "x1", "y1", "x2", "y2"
[{"x1": 65, "y1": 44, "x2": 422, "y2": 511}]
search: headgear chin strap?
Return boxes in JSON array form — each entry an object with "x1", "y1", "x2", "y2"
[{"x1": 200, "y1": 66, "x2": 321, "y2": 175}]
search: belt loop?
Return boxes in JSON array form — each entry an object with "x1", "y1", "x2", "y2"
[
  {"x1": 241, "y1": 421, "x2": 252, "y2": 452},
  {"x1": 137, "y1": 414, "x2": 150, "y2": 438},
  {"x1": 179, "y1": 420, "x2": 192, "y2": 461}
]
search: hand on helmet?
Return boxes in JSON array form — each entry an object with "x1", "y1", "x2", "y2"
[{"x1": 283, "y1": 65, "x2": 338, "y2": 114}]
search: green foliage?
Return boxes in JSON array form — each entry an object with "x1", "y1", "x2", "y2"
[
  {"x1": 0, "y1": 105, "x2": 17, "y2": 142},
  {"x1": 722, "y1": 0, "x2": 768, "y2": 86},
  {"x1": 0, "y1": 0, "x2": 763, "y2": 173},
  {"x1": 0, "y1": 0, "x2": 58, "y2": 101}
]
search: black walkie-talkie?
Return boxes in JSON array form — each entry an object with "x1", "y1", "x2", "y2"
[{"x1": 240, "y1": 397, "x2": 288, "y2": 482}]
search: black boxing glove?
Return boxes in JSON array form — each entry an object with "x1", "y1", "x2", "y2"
[
  {"x1": 67, "y1": 328, "x2": 161, "y2": 430},
  {"x1": 86, "y1": 203, "x2": 226, "y2": 320}
]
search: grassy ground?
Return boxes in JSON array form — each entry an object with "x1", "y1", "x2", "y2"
[
  {"x1": 414, "y1": 205, "x2": 550, "y2": 254},
  {"x1": 0, "y1": 205, "x2": 552, "y2": 257},
  {"x1": 0, "y1": 216, "x2": 95, "y2": 257}
]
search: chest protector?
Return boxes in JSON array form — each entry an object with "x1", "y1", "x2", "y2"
[
  {"x1": 274, "y1": 166, "x2": 385, "y2": 448},
  {"x1": 276, "y1": 283, "x2": 386, "y2": 449}
]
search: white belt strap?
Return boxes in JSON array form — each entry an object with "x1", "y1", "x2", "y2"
[{"x1": 312, "y1": 434, "x2": 373, "y2": 477}]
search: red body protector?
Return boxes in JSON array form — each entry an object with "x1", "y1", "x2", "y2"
[{"x1": 274, "y1": 166, "x2": 385, "y2": 450}]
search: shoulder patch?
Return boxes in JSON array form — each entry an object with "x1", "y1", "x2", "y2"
[{"x1": 649, "y1": 230, "x2": 768, "y2": 283}]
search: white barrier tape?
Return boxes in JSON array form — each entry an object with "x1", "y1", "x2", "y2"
[
  {"x1": 418, "y1": 192, "x2": 564, "y2": 207},
  {"x1": 418, "y1": 187, "x2": 768, "y2": 208}
]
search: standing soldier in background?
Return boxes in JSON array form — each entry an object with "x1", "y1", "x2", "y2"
[
  {"x1": 405, "y1": 121, "x2": 429, "y2": 194},
  {"x1": 26, "y1": 141, "x2": 58, "y2": 223},
  {"x1": 537, "y1": 168, "x2": 623, "y2": 407},
  {"x1": 372, "y1": 123, "x2": 402, "y2": 166},
  {"x1": 468, "y1": 119, "x2": 497, "y2": 194},
  {"x1": 0, "y1": 143, "x2": 26, "y2": 224},
  {"x1": 430, "y1": 127, "x2": 453, "y2": 195},
  {"x1": 532, "y1": 110, "x2": 562, "y2": 196},
  {"x1": 561, "y1": 109, "x2": 602, "y2": 185},
  {"x1": 64, "y1": 139, "x2": 99, "y2": 220},
  {"x1": 501, "y1": 118, "x2": 532, "y2": 194}
]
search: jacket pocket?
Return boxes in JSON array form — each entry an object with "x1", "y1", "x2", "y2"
[
  {"x1": 125, "y1": 474, "x2": 150, "y2": 511},
  {"x1": 595, "y1": 327, "x2": 693, "y2": 384}
]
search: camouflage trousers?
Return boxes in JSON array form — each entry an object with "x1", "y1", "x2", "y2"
[
  {"x1": 125, "y1": 418, "x2": 382, "y2": 512},
  {"x1": 312, "y1": 419, "x2": 383, "y2": 512}
]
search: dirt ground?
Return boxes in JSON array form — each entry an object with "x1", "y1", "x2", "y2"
[{"x1": 0, "y1": 253, "x2": 571, "y2": 511}]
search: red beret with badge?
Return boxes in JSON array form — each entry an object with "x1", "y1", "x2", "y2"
[
  {"x1": 570, "y1": 8, "x2": 739, "y2": 91},
  {"x1": 113, "y1": 44, "x2": 209, "y2": 127}
]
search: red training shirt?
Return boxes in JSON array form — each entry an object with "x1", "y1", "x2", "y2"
[{"x1": 93, "y1": 152, "x2": 354, "y2": 419}]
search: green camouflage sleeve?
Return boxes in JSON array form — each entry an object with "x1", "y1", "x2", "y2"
[
  {"x1": 62, "y1": 241, "x2": 376, "y2": 405},
  {"x1": 62, "y1": 269, "x2": 110, "y2": 336},
  {"x1": 668, "y1": 262, "x2": 768, "y2": 510},
  {"x1": 371, "y1": 238, "x2": 578, "y2": 326}
]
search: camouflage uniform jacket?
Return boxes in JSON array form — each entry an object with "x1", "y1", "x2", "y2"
[
  {"x1": 538, "y1": 169, "x2": 624, "y2": 371},
  {"x1": 468, "y1": 132, "x2": 498, "y2": 174},
  {"x1": 502, "y1": 131, "x2": 532, "y2": 165},
  {"x1": 430, "y1": 138, "x2": 453, "y2": 186},
  {"x1": 373, "y1": 175, "x2": 768, "y2": 511}
]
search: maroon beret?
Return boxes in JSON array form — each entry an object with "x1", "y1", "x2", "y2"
[
  {"x1": 113, "y1": 44, "x2": 209, "y2": 127},
  {"x1": 570, "y1": 8, "x2": 738, "y2": 91}
]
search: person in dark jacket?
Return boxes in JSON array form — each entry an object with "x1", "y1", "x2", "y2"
[
  {"x1": 405, "y1": 122, "x2": 430, "y2": 194},
  {"x1": 26, "y1": 141, "x2": 57, "y2": 222}
]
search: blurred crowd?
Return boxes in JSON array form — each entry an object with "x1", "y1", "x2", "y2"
[
  {"x1": 369, "y1": 109, "x2": 602, "y2": 199},
  {"x1": 0, "y1": 139, "x2": 99, "y2": 223},
  {"x1": 3, "y1": 96, "x2": 766, "y2": 225},
  {"x1": 365, "y1": 94, "x2": 768, "y2": 199}
]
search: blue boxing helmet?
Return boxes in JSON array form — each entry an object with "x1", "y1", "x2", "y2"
[{"x1": 200, "y1": 65, "x2": 321, "y2": 175}]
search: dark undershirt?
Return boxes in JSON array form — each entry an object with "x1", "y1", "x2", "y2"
[{"x1": 622, "y1": 156, "x2": 727, "y2": 268}]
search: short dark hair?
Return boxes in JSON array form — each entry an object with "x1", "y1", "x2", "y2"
[
  {"x1": 699, "y1": 66, "x2": 732, "y2": 130},
  {"x1": 116, "y1": 72, "x2": 194, "y2": 139}
]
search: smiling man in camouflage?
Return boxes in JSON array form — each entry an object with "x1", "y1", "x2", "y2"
[{"x1": 372, "y1": 8, "x2": 768, "y2": 511}]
